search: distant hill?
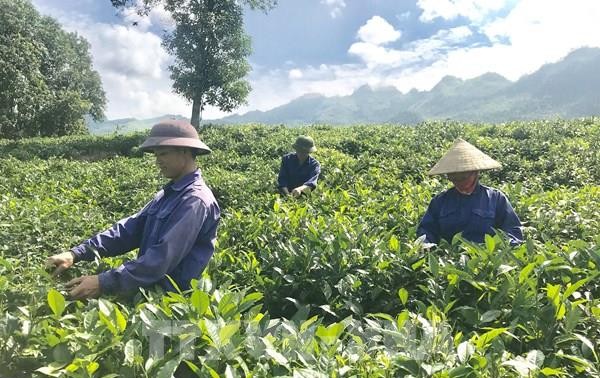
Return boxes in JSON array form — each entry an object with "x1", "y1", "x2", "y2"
[
  {"x1": 87, "y1": 114, "x2": 188, "y2": 135},
  {"x1": 89, "y1": 47, "x2": 600, "y2": 131},
  {"x1": 219, "y1": 47, "x2": 600, "y2": 124}
]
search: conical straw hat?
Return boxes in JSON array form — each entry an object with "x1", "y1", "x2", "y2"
[{"x1": 428, "y1": 138, "x2": 501, "y2": 175}]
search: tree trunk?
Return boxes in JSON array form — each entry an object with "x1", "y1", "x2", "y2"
[{"x1": 190, "y1": 97, "x2": 203, "y2": 130}]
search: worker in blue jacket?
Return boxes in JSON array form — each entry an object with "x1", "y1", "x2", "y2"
[
  {"x1": 46, "y1": 120, "x2": 220, "y2": 299},
  {"x1": 278, "y1": 135, "x2": 321, "y2": 197},
  {"x1": 417, "y1": 138, "x2": 523, "y2": 245}
]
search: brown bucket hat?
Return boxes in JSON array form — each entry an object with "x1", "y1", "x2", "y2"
[{"x1": 139, "y1": 119, "x2": 211, "y2": 155}]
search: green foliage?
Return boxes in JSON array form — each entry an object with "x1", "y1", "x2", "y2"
[
  {"x1": 0, "y1": 0, "x2": 106, "y2": 139},
  {"x1": 1, "y1": 120, "x2": 600, "y2": 377}
]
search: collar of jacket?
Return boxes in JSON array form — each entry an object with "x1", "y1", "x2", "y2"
[{"x1": 166, "y1": 169, "x2": 202, "y2": 192}]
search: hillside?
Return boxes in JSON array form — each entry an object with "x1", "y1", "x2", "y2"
[{"x1": 220, "y1": 47, "x2": 600, "y2": 124}]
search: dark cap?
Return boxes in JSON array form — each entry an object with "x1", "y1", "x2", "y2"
[{"x1": 292, "y1": 135, "x2": 316, "y2": 153}]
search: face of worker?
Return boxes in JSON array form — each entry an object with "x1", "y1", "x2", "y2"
[
  {"x1": 295, "y1": 150, "x2": 309, "y2": 161},
  {"x1": 447, "y1": 171, "x2": 479, "y2": 194},
  {"x1": 153, "y1": 147, "x2": 191, "y2": 180}
]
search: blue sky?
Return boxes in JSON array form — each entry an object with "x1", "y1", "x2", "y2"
[{"x1": 31, "y1": 0, "x2": 600, "y2": 120}]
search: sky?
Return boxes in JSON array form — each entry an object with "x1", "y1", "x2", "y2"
[{"x1": 30, "y1": 0, "x2": 600, "y2": 120}]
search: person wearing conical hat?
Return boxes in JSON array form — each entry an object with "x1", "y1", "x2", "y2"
[
  {"x1": 46, "y1": 120, "x2": 221, "y2": 299},
  {"x1": 417, "y1": 138, "x2": 523, "y2": 245},
  {"x1": 278, "y1": 135, "x2": 321, "y2": 197}
]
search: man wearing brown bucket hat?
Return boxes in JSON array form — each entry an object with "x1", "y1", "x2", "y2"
[
  {"x1": 46, "y1": 120, "x2": 221, "y2": 299},
  {"x1": 417, "y1": 138, "x2": 523, "y2": 245},
  {"x1": 278, "y1": 135, "x2": 321, "y2": 197}
]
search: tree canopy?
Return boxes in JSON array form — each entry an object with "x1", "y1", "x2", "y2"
[
  {"x1": 0, "y1": 0, "x2": 106, "y2": 139},
  {"x1": 112, "y1": 0, "x2": 276, "y2": 129}
]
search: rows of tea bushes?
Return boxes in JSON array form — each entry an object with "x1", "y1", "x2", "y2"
[{"x1": 1, "y1": 119, "x2": 599, "y2": 377}]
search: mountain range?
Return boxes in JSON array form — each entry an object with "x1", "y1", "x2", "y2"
[{"x1": 89, "y1": 47, "x2": 600, "y2": 133}]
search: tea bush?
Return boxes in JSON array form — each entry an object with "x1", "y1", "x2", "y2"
[{"x1": 1, "y1": 119, "x2": 599, "y2": 377}]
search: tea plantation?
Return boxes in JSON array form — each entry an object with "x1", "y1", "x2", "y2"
[{"x1": 1, "y1": 120, "x2": 599, "y2": 377}]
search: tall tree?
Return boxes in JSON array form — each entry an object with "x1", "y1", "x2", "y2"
[
  {"x1": 0, "y1": 0, "x2": 106, "y2": 139},
  {"x1": 163, "y1": 0, "x2": 248, "y2": 127},
  {"x1": 112, "y1": 0, "x2": 276, "y2": 129}
]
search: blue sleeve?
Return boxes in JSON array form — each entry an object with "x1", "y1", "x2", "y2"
[
  {"x1": 303, "y1": 160, "x2": 321, "y2": 189},
  {"x1": 98, "y1": 196, "x2": 210, "y2": 295},
  {"x1": 70, "y1": 203, "x2": 150, "y2": 262},
  {"x1": 277, "y1": 156, "x2": 289, "y2": 188},
  {"x1": 417, "y1": 197, "x2": 441, "y2": 244},
  {"x1": 495, "y1": 193, "x2": 524, "y2": 245}
]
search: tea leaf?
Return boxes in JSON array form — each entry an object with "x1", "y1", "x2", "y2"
[{"x1": 47, "y1": 289, "x2": 65, "y2": 318}]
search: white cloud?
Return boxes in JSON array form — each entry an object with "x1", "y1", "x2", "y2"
[
  {"x1": 321, "y1": 0, "x2": 346, "y2": 18},
  {"x1": 349, "y1": 24, "x2": 471, "y2": 68},
  {"x1": 461, "y1": 0, "x2": 600, "y2": 80},
  {"x1": 381, "y1": 0, "x2": 600, "y2": 90},
  {"x1": 90, "y1": 25, "x2": 168, "y2": 79},
  {"x1": 356, "y1": 16, "x2": 401, "y2": 45},
  {"x1": 347, "y1": 16, "x2": 407, "y2": 68},
  {"x1": 437, "y1": 26, "x2": 473, "y2": 43},
  {"x1": 411, "y1": 26, "x2": 473, "y2": 54},
  {"x1": 288, "y1": 69, "x2": 303, "y2": 79},
  {"x1": 65, "y1": 22, "x2": 184, "y2": 118},
  {"x1": 417, "y1": 0, "x2": 508, "y2": 23},
  {"x1": 349, "y1": 43, "x2": 415, "y2": 68},
  {"x1": 233, "y1": 0, "x2": 600, "y2": 116},
  {"x1": 368, "y1": 0, "x2": 600, "y2": 92}
]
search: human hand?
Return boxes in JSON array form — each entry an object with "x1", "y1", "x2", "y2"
[
  {"x1": 414, "y1": 235, "x2": 436, "y2": 250},
  {"x1": 66, "y1": 275, "x2": 101, "y2": 300},
  {"x1": 292, "y1": 185, "x2": 311, "y2": 197},
  {"x1": 46, "y1": 251, "x2": 75, "y2": 277}
]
